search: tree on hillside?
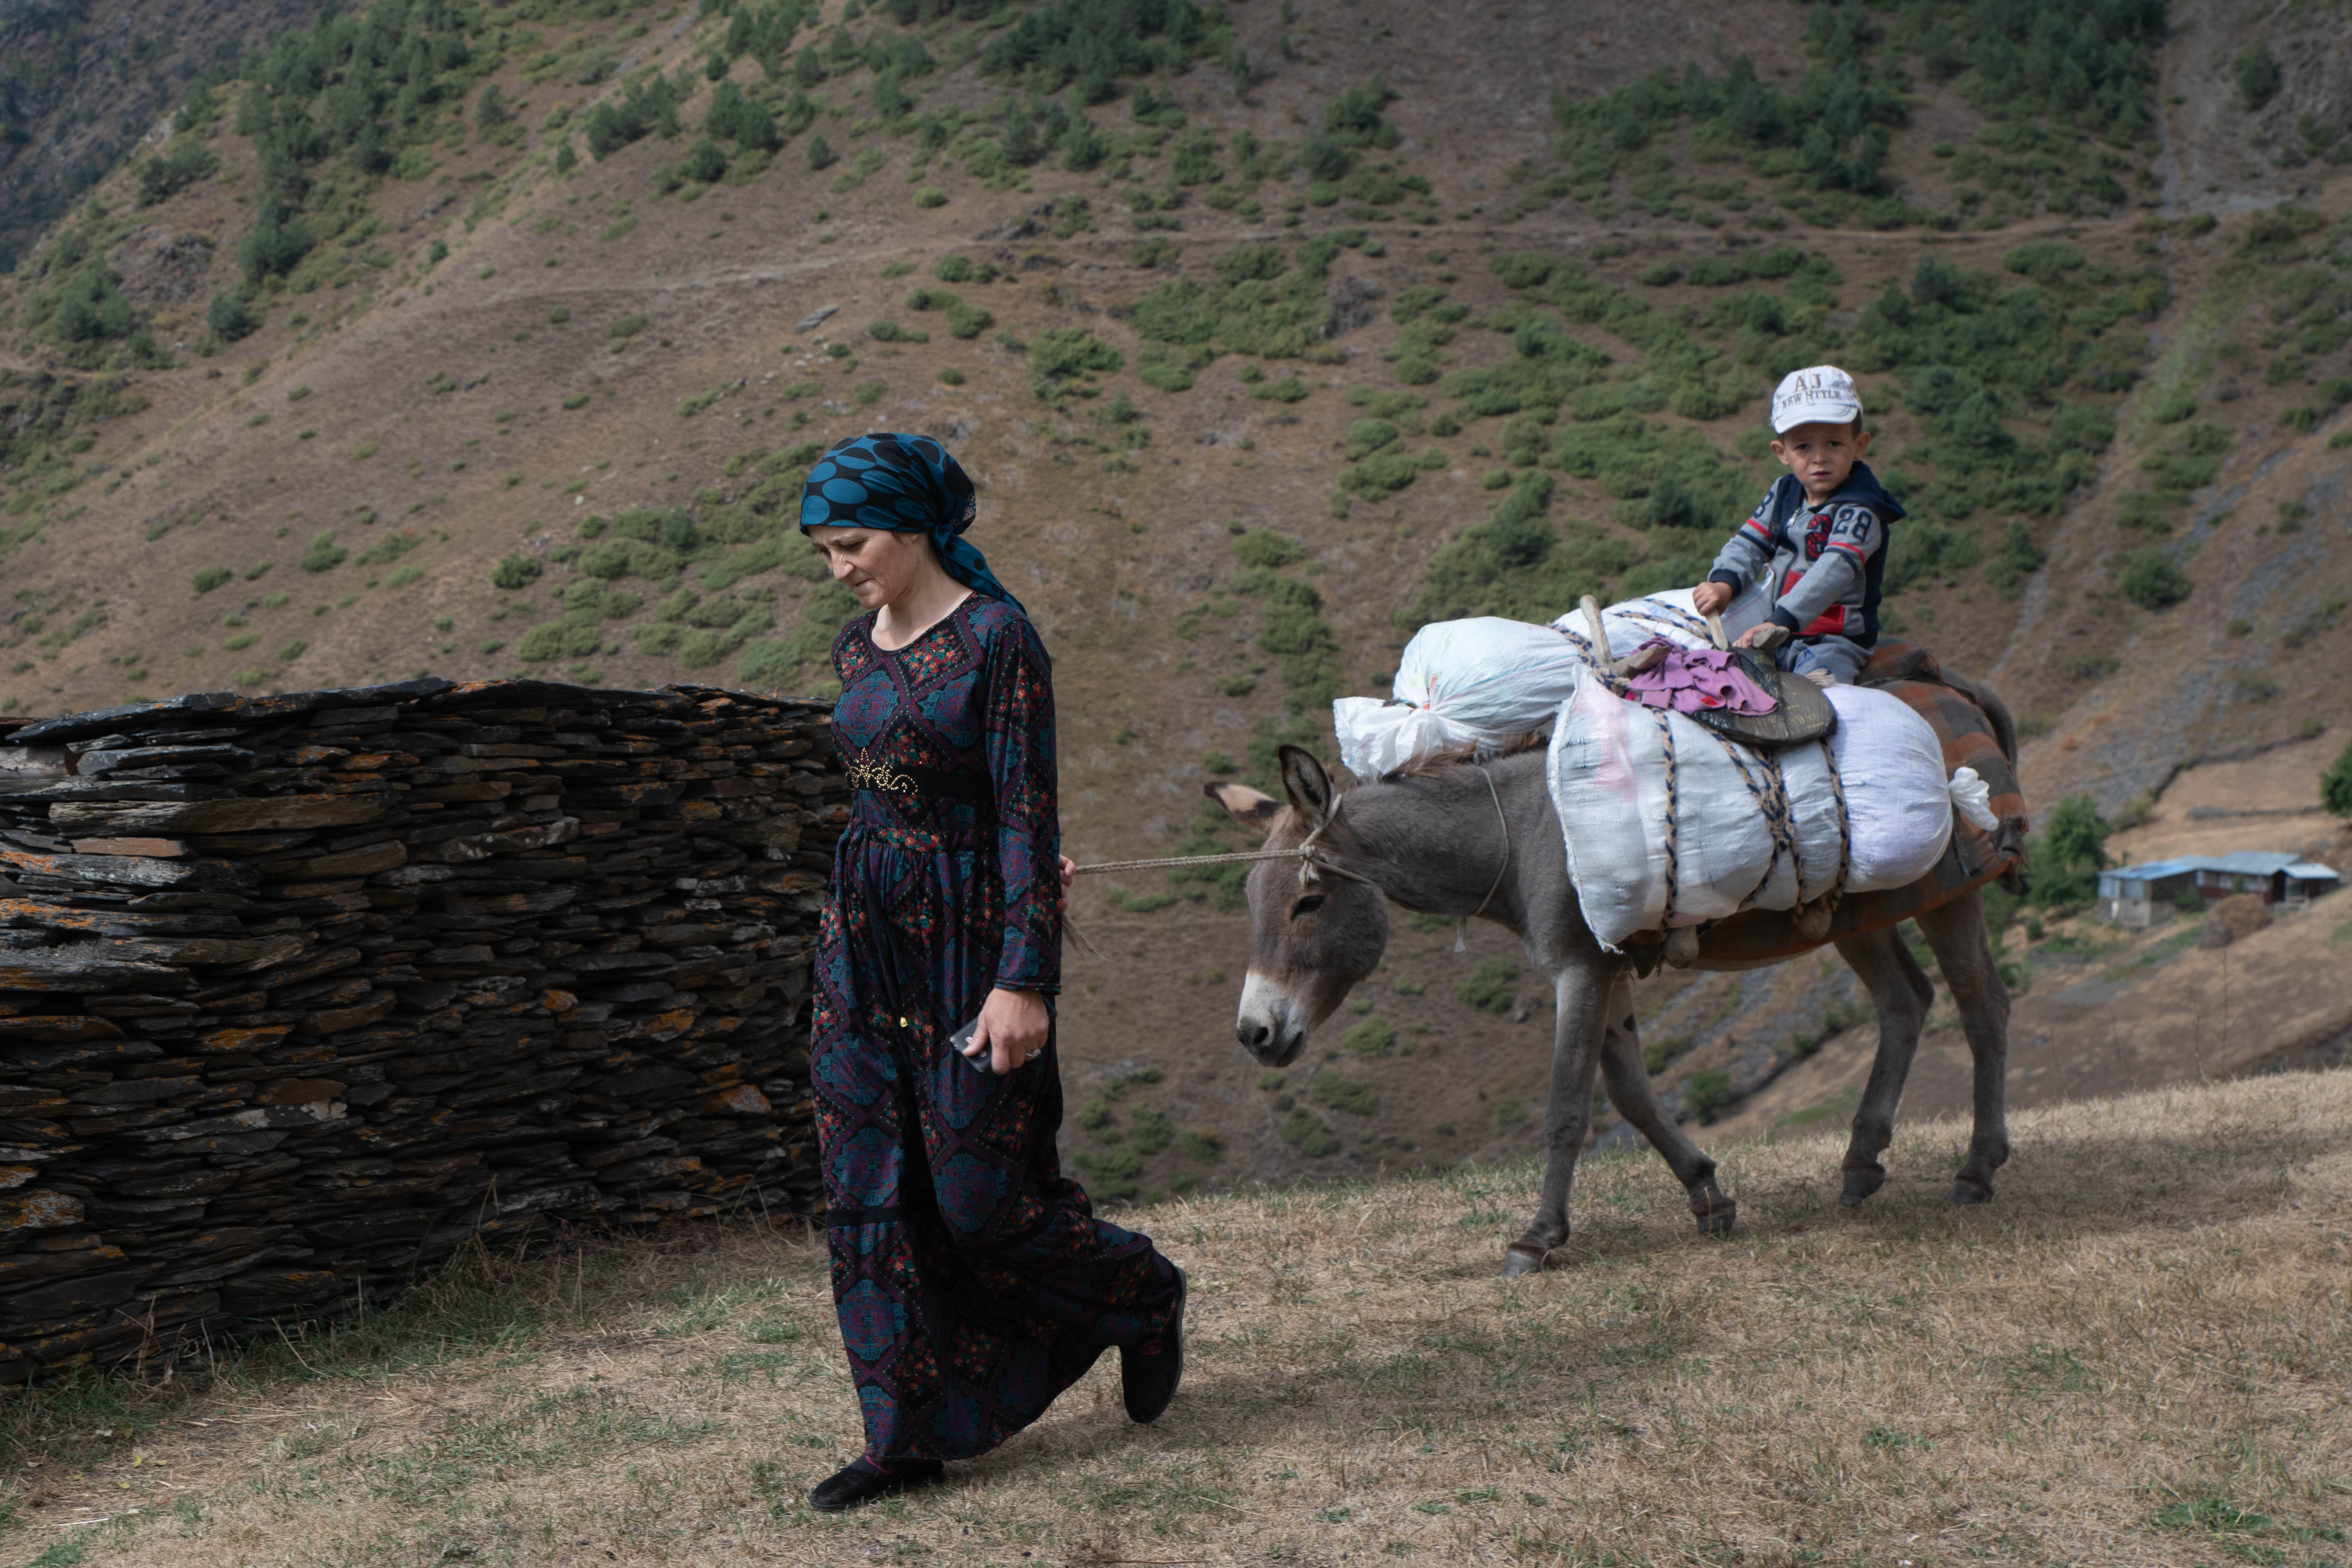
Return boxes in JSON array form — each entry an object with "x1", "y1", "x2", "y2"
[
  {"x1": 2024, "y1": 793, "x2": 2110, "y2": 911},
  {"x1": 2323, "y1": 741, "x2": 2352, "y2": 817},
  {"x1": 2044, "y1": 795, "x2": 2110, "y2": 871}
]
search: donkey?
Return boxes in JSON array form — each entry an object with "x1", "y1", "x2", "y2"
[{"x1": 1207, "y1": 740, "x2": 2014, "y2": 1278}]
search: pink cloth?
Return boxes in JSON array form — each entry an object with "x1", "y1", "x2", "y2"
[{"x1": 1619, "y1": 639, "x2": 1779, "y2": 717}]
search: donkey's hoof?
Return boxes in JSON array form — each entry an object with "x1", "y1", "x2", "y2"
[
  {"x1": 1501, "y1": 1245, "x2": 1549, "y2": 1278},
  {"x1": 1838, "y1": 1167, "x2": 1885, "y2": 1207},
  {"x1": 1693, "y1": 1199, "x2": 1737, "y2": 1239},
  {"x1": 1946, "y1": 1178, "x2": 1994, "y2": 1207}
]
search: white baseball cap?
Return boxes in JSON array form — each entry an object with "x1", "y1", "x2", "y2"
[{"x1": 1771, "y1": 365, "x2": 1863, "y2": 433}]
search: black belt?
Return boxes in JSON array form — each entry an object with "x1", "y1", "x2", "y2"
[{"x1": 843, "y1": 760, "x2": 993, "y2": 801}]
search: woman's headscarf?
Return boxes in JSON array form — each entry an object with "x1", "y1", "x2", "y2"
[{"x1": 797, "y1": 432, "x2": 1024, "y2": 617}]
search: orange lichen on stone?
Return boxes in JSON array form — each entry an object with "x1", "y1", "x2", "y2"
[{"x1": 702, "y1": 1083, "x2": 772, "y2": 1116}]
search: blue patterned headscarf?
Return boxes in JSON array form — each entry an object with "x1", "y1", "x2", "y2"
[{"x1": 798, "y1": 433, "x2": 1024, "y2": 616}]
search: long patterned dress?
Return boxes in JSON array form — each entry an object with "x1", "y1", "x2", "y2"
[{"x1": 813, "y1": 594, "x2": 1182, "y2": 1461}]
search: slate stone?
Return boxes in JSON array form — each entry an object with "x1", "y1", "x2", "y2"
[{"x1": 0, "y1": 679, "x2": 842, "y2": 1381}]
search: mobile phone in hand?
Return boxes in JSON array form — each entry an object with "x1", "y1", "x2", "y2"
[{"x1": 948, "y1": 1018, "x2": 990, "y2": 1073}]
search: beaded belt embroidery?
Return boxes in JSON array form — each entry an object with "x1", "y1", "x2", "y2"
[{"x1": 845, "y1": 757, "x2": 917, "y2": 794}]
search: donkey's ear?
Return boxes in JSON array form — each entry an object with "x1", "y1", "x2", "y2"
[
  {"x1": 1276, "y1": 745, "x2": 1336, "y2": 827},
  {"x1": 1203, "y1": 780, "x2": 1281, "y2": 827}
]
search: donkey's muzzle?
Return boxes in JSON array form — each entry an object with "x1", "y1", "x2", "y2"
[{"x1": 1234, "y1": 972, "x2": 1307, "y2": 1067}]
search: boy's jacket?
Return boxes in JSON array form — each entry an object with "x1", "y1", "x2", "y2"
[{"x1": 1707, "y1": 462, "x2": 1906, "y2": 647}]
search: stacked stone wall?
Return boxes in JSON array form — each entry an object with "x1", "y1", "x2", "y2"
[{"x1": 0, "y1": 677, "x2": 844, "y2": 1382}]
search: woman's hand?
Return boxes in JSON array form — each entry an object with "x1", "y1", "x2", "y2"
[
  {"x1": 1691, "y1": 580, "x2": 1735, "y2": 616},
  {"x1": 962, "y1": 987, "x2": 1051, "y2": 1074}
]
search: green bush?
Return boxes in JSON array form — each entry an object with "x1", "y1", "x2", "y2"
[
  {"x1": 1398, "y1": 471, "x2": 1646, "y2": 629},
  {"x1": 1233, "y1": 567, "x2": 1342, "y2": 703},
  {"x1": 138, "y1": 137, "x2": 222, "y2": 208},
  {"x1": 2321, "y1": 741, "x2": 2352, "y2": 817},
  {"x1": 1129, "y1": 236, "x2": 1350, "y2": 362},
  {"x1": 703, "y1": 79, "x2": 779, "y2": 152},
  {"x1": 1129, "y1": 1106, "x2": 1174, "y2": 1155},
  {"x1": 580, "y1": 535, "x2": 679, "y2": 582},
  {"x1": 2001, "y1": 241, "x2": 2086, "y2": 284},
  {"x1": 193, "y1": 566, "x2": 232, "y2": 596},
  {"x1": 1231, "y1": 529, "x2": 1306, "y2": 569},
  {"x1": 1177, "y1": 1126, "x2": 1223, "y2": 1163},
  {"x1": 1682, "y1": 1068, "x2": 1735, "y2": 1124},
  {"x1": 2042, "y1": 794, "x2": 2110, "y2": 871},
  {"x1": 207, "y1": 291, "x2": 258, "y2": 343},
  {"x1": 1344, "y1": 448, "x2": 1433, "y2": 494},
  {"x1": 1341, "y1": 1016, "x2": 1396, "y2": 1058},
  {"x1": 357, "y1": 530, "x2": 420, "y2": 568},
  {"x1": 2235, "y1": 44, "x2": 2281, "y2": 110},
  {"x1": 1072, "y1": 1146, "x2": 1141, "y2": 1199},
  {"x1": 1137, "y1": 342, "x2": 1203, "y2": 392},
  {"x1": 2119, "y1": 548, "x2": 2190, "y2": 609},
  {"x1": 492, "y1": 555, "x2": 542, "y2": 590},
  {"x1": 680, "y1": 137, "x2": 728, "y2": 184},
  {"x1": 299, "y1": 532, "x2": 346, "y2": 573},
  {"x1": 1883, "y1": 518, "x2": 1983, "y2": 592},
  {"x1": 1310, "y1": 1067, "x2": 1380, "y2": 1117},
  {"x1": 1345, "y1": 418, "x2": 1400, "y2": 461},
  {"x1": 1453, "y1": 956, "x2": 1517, "y2": 1015},
  {"x1": 1027, "y1": 326, "x2": 1122, "y2": 400},
  {"x1": 585, "y1": 69, "x2": 680, "y2": 157}
]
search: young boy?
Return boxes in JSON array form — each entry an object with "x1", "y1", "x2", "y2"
[{"x1": 1690, "y1": 364, "x2": 1905, "y2": 685}]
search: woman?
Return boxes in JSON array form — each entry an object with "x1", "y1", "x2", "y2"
[{"x1": 797, "y1": 433, "x2": 1188, "y2": 1513}]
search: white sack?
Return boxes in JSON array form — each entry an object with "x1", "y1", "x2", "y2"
[
  {"x1": 1332, "y1": 699, "x2": 1481, "y2": 782},
  {"x1": 1549, "y1": 675, "x2": 1955, "y2": 952},
  {"x1": 1335, "y1": 586, "x2": 1780, "y2": 781},
  {"x1": 1334, "y1": 616, "x2": 1587, "y2": 781},
  {"x1": 1823, "y1": 683, "x2": 1953, "y2": 889}
]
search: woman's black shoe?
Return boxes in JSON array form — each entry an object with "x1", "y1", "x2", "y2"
[
  {"x1": 1121, "y1": 1265, "x2": 1187, "y2": 1423},
  {"x1": 809, "y1": 1456, "x2": 944, "y2": 1513}
]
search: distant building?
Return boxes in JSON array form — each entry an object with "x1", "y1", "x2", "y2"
[{"x1": 2096, "y1": 852, "x2": 2341, "y2": 927}]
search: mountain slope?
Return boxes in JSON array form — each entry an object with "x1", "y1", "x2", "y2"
[
  {"x1": 0, "y1": 0, "x2": 340, "y2": 272},
  {"x1": 3, "y1": 0, "x2": 2351, "y2": 1196}
]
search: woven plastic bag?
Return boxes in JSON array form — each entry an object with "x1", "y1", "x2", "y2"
[
  {"x1": 1334, "y1": 616, "x2": 1587, "y2": 781},
  {"x1": 1549, "y1": 675, "x2": 1955, "y2": 952}
]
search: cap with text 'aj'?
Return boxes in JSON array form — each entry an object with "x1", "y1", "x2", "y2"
[{"x1": 1770, "y1": 365, "x2": 1863, "y2": 434}]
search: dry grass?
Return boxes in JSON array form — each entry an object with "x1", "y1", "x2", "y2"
[{"x1": 8, "y1": 1070, "x2": 2351, "y2": 1568}]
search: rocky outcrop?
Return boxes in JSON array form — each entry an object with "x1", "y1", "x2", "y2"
[{"x1": 0, "y1": 677, "x2": 842, "y2": 1383}]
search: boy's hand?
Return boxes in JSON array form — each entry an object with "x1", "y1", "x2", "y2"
[{"x1": 1691, "y1": 581, "x2": 1734, "y2": 616}]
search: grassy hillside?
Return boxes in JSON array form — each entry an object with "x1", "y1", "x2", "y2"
[
  {"x1": 6, "y1": 1069, "x2": 2349, "y2": 1565},
  {"x1": 3, "y1": 0, "x2": 2352, "y2": 1193}
]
